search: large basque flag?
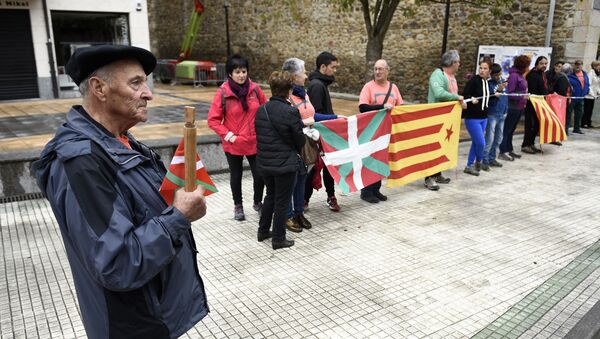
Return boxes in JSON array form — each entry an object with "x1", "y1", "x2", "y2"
[
  {"x1": 159, "y1": 138, "x2": 218, "y2": 205},
  {"x1": 313, "y1": 109, "x2": 392, "y2": 193},
  {"x1": 529, "y1": 95, "x2": 567, "y2": 144},
  {"x1": 388, "y1": 102, "x2": 462, "y2": 187}
]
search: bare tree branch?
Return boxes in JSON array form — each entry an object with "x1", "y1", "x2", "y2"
[{"x1": 360, "y1": 0, "x2": 373, "y2": 35}]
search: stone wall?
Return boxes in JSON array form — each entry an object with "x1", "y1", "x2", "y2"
[{"x1": 148, "y1": 0, "x2": 588, "y2": 102}]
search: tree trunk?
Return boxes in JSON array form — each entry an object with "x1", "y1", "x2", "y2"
[{"x1": 365, "y1": 35, "x2": 384, "y2": 82}]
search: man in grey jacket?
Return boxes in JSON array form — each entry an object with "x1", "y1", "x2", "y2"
[{"x1": 32, "y1": 45, "x2": 208, "y2": 339}]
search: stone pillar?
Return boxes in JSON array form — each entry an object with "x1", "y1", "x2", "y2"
[{"x1": 564, "y1": 0, "x2": 600, "y2": 66}]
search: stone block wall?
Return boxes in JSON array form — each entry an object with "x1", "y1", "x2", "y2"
[{"x1": 148, "y1": 0, "x2": 585, "y2": 102}]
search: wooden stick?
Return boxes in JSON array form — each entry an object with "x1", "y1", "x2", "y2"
[{"x1": 184, "y1": 106, "x2": 197, "y2": 192}]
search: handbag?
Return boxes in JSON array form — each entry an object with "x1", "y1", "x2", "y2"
[{"x1": 300, "y1": 134, "x2": 319, "y2": 165}]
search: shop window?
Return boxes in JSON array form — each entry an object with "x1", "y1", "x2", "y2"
[{"x1": 51, "y1": 11, "x2": 129, "y2": 88}]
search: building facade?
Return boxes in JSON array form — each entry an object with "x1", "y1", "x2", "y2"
[
  {"x1": 0, "y1": 0, "x2": 152, "y2": 100},
  {"x1": 148, "y1": 0, "x2": 600, "y2": 103}
]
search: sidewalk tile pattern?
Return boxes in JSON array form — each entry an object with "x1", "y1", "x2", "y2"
[
  {"x1": 1, "y1": 132, "x2": 599, "y2": 338},
  {"x1": 474, "y1": 238, "x2": 600, "y2": 339}
]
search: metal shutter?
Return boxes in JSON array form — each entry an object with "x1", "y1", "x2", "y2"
[{"x1": 0, "y1": 9, "x2": 39, "y2": 100}]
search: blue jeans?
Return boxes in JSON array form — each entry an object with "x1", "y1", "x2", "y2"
[
  {"x1": 499, "y1": 108, "x2": 523, "y2": 153},
  {"x1": 465, "y1": 118, "x2": 487, "y2": 167},
  {"x1": 287, "y1": 170, "x2": 306, "y2": 218},
  {"x1": 483, "y1": 113, "x2": 506, "y2": 164}
]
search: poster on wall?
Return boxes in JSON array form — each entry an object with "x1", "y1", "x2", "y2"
[{"x1": 476, "y1": 45, "x2": 553, "y2": 79}]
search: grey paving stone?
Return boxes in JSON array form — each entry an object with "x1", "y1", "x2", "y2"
[{"x1": 2, "y1": 131, "x2": 600, "y2": 338}]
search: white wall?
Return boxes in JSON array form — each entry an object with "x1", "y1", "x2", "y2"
[
  {"x1": 18, "y1": 0, "x2": 151, "y2": 78},
  {"x1": 564, "y1": 0, "x2": 600, "y2": 67}
]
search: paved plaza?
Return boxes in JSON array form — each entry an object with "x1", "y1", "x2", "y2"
[{"x1": 1, "y1": 128, "x2": 600, "y2": 338}]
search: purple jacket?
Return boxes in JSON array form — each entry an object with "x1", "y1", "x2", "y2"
[{"x1": 506, "y1": 67, "x2": 528, "y2": 110}]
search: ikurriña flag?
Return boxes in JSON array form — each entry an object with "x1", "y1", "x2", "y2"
[
  {"x1": 313, "y1": 109, "x2": 391, "y2": 193},
  {"x1": 388, "y1": 102, "x2": 462, "y2": 187},
  {"x1": 529, "y1": 95, "x2": 567, "y2": 144},
  {"x1": 159, "y1": 138, "x2": 218, "y2": 205}
]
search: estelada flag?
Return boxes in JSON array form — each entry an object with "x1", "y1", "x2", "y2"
[
  {"x1": 388, "y1": 101, "x2": 462, "y2": 187},
  {"x1": 529, "y1": 95, "x2": 567, "y2": 144},
  {"x1": 545, "y1": 93, "x2": 567, "y2": 127},
  {"x1": 313, "y1": 109, "x2": 391, "y2": 193},
  {"x1": 159, "y1": 138, "x2": 218, "y2": 205}
]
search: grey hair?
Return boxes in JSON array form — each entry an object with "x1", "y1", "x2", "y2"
[
  {"x1": 78, "y1": 65, "x2": 113, "y2": 97},
  {"x1": 561, "y1": 63, "x2": 573, "y2": 75},
  {"x1": 282, "y1": 58, "x2": 305, "y2": 76},
  {"x1": 441, "y1": 49, "x2": 460, "y2": 67}
]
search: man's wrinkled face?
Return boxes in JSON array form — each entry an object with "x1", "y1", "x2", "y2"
[
  {"x1": 373, "y1": 60, "x2": 389, "y2": 83},
  {"x1": 104, "y1": 59, "x2": 153, "y2": 127}
]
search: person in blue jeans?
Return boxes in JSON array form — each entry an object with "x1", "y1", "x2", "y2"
[
  {"x1": 462, "y1": 59, "x2": 493, "y2": 176},
  {"x1": 483, "y1": 63, "x2": 508, "y2": 168}
]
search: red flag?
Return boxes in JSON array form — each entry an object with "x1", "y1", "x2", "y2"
[
  {"x1": 529, "y1": 96, "x2": 567, "y2": 144},
  {"x1": 546, "y1": 93, "x2": 567, "y2": 127},
  {"x1": 159, "y1": 139, "x2": 218, "y2": 205}
]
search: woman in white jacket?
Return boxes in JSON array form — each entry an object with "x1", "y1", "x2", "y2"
[{"x1": 583, "y1": 61, "x2": 600, "y2": 128}]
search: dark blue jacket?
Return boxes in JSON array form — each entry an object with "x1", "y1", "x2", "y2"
[
  {"x1": 31, "y1": 106, "x2": 208, "y2": 339},
  {"x1": 568, "y1": 71, "x2": 590, "y2": 103},
  {"x1": 488, "y1": 78, "x2": 508, "y2": 116}
]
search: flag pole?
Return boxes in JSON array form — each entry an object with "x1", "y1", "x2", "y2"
[{"x1": 184, "y1": 106, "x2": 197, "y2": 192}]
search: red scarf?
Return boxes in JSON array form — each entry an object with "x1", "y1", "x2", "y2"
[{"x1": 227, "y1": 78, "x2": 250, "y2": 111}]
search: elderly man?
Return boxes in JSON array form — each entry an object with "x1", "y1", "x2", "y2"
[
  {"x1": 425, "y1": 49, "x2": 465, "y2": 191},
  {"x1": 31, "y1": 45, "x2": 208, "y2": 339},
  {"x1": 358, "y1": 59, "x2": 403, "y2": 203},
  {"x1": 567, "y1": 59, "x2": 590, "y2": 134}
]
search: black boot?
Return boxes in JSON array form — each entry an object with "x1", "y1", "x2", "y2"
[{"x1": 272, "y1": 239, "x2": 295, "y2": 250}]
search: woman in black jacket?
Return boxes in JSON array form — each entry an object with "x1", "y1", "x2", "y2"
[
  {"x1": 462, "y1": 59, "x2": 493, "y2": 176},
  {"x1": 255, "y1": 71, "x2": 305, "y2": 250}
]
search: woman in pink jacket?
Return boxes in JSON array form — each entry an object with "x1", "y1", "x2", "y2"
[{"x1": 208, "y1": 54, "x2": 267, "y2": 221}]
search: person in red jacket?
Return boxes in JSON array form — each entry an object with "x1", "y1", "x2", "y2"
[{"x1": 208, "y1": 54, "x2": 267, "y2": 221}]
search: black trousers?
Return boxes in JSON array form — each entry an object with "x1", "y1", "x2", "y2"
[
  {"x1": 361, "y1": 180, "x2": 381, "y2": 196},
  {"x1": 522, "y1": 102, "x2": 539, "y2": 147},
  {"x1": 224, "y1": 152, "x2": 264, "y2": 205},
  {"x1": 499, "y1": 107, "x2": 523, "y2": 153},
  {"x1": 304, "y1": 165, "x2": 335, "y2": 202},
  {"x1": 258, "y1": 172, "x2": 296, "y2": 242},
  {"x1": 583, "y1": 98, "x2": 595, "y2": 127}
]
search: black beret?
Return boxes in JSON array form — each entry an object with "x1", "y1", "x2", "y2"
[{"x1": 66, "y1": 45, "x2": 157, "y2": 85}]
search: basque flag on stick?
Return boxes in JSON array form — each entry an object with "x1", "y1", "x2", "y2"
[{"x1": 159, "y1": 106, "x2": 217, "y2": 205}]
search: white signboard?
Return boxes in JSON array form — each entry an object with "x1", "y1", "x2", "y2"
[
  {"x1": 0, "y1": 1, "x2": 30, "y2": 8},
  {"x1": 476, "y1": 45, "x2": 553, "y2": 79}
]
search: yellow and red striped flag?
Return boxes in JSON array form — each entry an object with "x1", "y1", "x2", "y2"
[
  {"x1": 388, "y1": 102, "x2": 462, "y2": 187},
  {"x1": 529, "y1": 95, "x2": 567, "y2": 144},
  {"x1": 159, "y1": 138, "x2": 218, "y2": 205}
]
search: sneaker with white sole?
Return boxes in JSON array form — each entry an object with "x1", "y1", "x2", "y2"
[{"x1": 424, "y1": 177, "x2": 440, "y2": 191}]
